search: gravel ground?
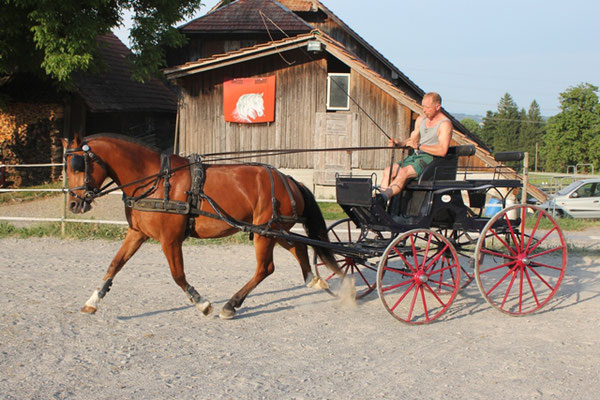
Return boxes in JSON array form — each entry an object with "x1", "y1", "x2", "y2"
[{"x1": 0, "y1": 237, "x2": 599, "y2": 399}]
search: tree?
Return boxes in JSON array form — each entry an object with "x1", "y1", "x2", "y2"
[
  {"x1": 480, "y1": 93, "x2": 521, "y2": 153},
  {"x1": 519, "y1": 100, "x2": 546, "y2": 170},
  {"x1": 0, "y1": 0, "x2": 203, "y2": 83},
  {"x1": 460, "y1": 118, "x2": 481, "y2": 137},
  {"x1": 542, "y1": 83, "x2": 600, "y2": 172}
]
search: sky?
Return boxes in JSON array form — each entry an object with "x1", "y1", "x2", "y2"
[{"x1": 114, "y1": 0, "x2": 599, "y2": 117}]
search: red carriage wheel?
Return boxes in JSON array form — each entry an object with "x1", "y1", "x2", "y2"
[
  {"x1": 377, "y1": 229, "x2": 461, "y2": 325},
  {"x1": 313, "y1": 218, "x2": 380, "y2": 299},
  {"x1": 474, "y1": 204, "x2": 567, "y2": 316},
  {"x1": 437, "y1": 228, "x2": 477, "y2": 289}
]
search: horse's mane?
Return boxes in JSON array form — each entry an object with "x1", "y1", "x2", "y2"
[{"x1": 85, "y1": 133, "x2": 162, "y2": 154}]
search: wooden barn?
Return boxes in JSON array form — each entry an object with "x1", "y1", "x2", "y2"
[
  {"x1": 1, "y1": 33, "x2": 177, "y2": 186},
  {"x1": 164, "y1": 0, "x2": 532, "y2": 197}
]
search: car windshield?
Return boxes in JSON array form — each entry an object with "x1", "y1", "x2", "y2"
[{"x1": 557, "y1": 181, "x2": 582, "y2": 196}]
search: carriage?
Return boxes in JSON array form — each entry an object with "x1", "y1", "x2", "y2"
[
  {"x1": 309, "y1": 145, "x2": 567, "y2": 324},
  {"x1": 63, "y1": 135, "x2": 567, "y2": 324}
]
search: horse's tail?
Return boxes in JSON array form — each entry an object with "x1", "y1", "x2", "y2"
[{"x1": 295, "y1": 181, "x2": 343, "y2": 277}]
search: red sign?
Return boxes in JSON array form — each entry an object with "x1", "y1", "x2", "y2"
[{"x1": 223, "y1": 76, "x2": 276, "y2": 123}]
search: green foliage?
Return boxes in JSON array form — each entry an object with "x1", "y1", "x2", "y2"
[
  {"x1": 0, "y1": 0, "x2": 203, "y2": 83},
  {"x1": 520, "y1": 100, "x2": 545, "y2": 169},
  {"x1": 460, "y1": 118, "x2": 481, "y2": 136},
  {"x1": 481, "y1": 93, "x2": 523, "y2": 153},
  {"x1": 541, "y1": 83, "x2": 600, "y2": 172}
]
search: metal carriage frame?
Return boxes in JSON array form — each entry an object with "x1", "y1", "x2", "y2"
[{"x1": 310, "y1": 145, "x2": 568, "y2": 325}]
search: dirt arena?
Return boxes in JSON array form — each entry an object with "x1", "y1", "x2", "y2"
[{"x1": 0, "y1": 237, "x2": 598, "y2": 399}]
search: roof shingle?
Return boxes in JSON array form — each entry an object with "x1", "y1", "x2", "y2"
[
  {"x1": 73, "y1": 34, "x2": 177, "y2": 113},
  {"x1": 181, "y1": 0, "x2": 312, "y2": 33}
]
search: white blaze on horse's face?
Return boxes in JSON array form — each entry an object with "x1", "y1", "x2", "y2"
[{"x1": 233, "y1": 92, "x2": 265, "y2": 123}]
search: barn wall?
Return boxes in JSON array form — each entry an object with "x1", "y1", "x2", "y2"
[
  {"x1": 176, "y1": 50, "x2": 328, "y2": 169},
  {"x1": 175, "y1": 54, "x2": 417, "y2": 172}
]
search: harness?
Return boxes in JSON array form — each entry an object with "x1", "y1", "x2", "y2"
[{"x1": 64, "y1": 143, "x2": 303, "y2": 237}]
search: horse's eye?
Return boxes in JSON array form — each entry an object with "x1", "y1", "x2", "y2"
[{"x1": 70, "y1": 155, "x2": 85, "y2": 172}]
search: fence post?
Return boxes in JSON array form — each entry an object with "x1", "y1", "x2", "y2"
[
  {"x1": 522, "y1": 152, "x2": 529, "y2": 204},
  {"x1": 61, "y1": 150, "x2": 66, "y2": 237}
]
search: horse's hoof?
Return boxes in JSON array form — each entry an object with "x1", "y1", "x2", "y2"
[
  {"x1": 197, "y1": 301, "x2": 213, "y2": 316},
  {"x1": 81, "y1": 305, "x2": 97, "y2": 314},
  {"x1": 219, "y1": 307, "x2": 236, "y2": 320},
  {"x1": 315, "y1": 277, "x2": 330, "y2": 290}
]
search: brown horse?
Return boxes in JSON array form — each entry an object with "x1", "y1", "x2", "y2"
[{"x1": 62, "y1": 133, "x2": 341, "y2": 319}]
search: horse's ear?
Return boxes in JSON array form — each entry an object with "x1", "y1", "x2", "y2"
[{"x1": 73, "y1": 132, "x2": 82, "y2": 147}]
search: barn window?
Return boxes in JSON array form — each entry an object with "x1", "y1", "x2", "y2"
[{"x1": 327, "y1": 73, "x2": 350, "y2": 110}]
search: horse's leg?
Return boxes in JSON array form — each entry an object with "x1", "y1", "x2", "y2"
[
  {"x1": 275, "y1": 239, "x2": 321, "y2": 286},
  {"x1": 81, "y1": 229, "x2": 147, "y2": 314},
  {"x1": 161, "y1": 240, "x2": 212, "y2": 315},
  {"x1": 220, "y1": 235, "x2": 276, "y2": 320}
]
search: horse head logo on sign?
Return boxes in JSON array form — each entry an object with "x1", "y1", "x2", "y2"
[
  {"x1": 233, "y1": 93, "x2": 265, "y2": 123},
  {"x1": 224, "y1": 77, "x2": 275, "y2": 124}
]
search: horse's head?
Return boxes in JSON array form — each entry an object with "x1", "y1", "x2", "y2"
[{"x1": 62, "y1": 134, "x2": 109, "y2": 214}]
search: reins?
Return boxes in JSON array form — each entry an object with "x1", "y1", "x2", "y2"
[{"x1": 65, "y1": 143, "x2": 408, "y2": 202}]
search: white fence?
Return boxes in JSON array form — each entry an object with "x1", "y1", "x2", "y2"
[{"x1": 0, "y1": 163, "x2": 127, "y2": 236}]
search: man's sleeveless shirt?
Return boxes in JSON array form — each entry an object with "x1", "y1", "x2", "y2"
[{"x1": 419, "y1": 118, "x2": 450, "y2": 147}]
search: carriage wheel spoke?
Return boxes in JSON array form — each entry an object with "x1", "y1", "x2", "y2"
[
  {"x1": 518, "y1": 267, "x2": 525, "y2": 313},
  {"x1": 527, "y1": 265, "x2": 555, "y2": 291},
  {"x1": 406, "y1": 285, "x2": 419, "y2": 321},
  {"x1": 486, "y1": 266, "x2": 518, "y2": 297},
  {"x1": 420, "y1": 287, "x2": 430, "y2": 322},
  {"x1": 525, "y1": 212, "x2": 544, "y2": 251},
  {"x1": 420, "y1": 233, "x2": 433, "y2": 270},
  {"x1": 481, "y1": 247, "x2": 517, "y2": 260},
  {"x1": 424, "y1": 244, "x2": 450, "y2": 273},
  {"x1": 528, "y1": 246, "x2": 564, "y2": 259},
  {"x1": 489, "y1": 228, "x2": 518, "y2": 256},
  {"x1": 528, "y1": 227, "x2": 558, "y2": 254},
  {"x1": 390, "y1": 282, "x2": 416, "y2": 310},
  {"x1": 424, "y1": 283, "x2": 448, "y2": 307},
  {"x1": 394, "y1": 247, "x2": 417, "y2": 273},
  {"x1": 524, "y1": 268, "x2": 540, "y2": 307},
  {"x1": 504, "y1": 213, "x2": 522, "y2": 253},
  {"x1": 382, "y1": 278, "x2": 413, "y2": 293},
  {"x1": 529, "y1": 260, "x2": 564, "y2": 271},
  {"x1": 501, "y1": 269, "x2": 518, "y2": 308},
  {"x1": 479, "y1": 260, "x2": 517, "y2": 274}
]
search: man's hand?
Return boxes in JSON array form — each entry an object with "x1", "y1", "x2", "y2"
[{"x1": 388, "y1": 138, "x2": 400, "y2": 147}]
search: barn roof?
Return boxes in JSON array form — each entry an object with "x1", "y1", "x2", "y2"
[
  {"x1": 73, "y1": 34, "x2": 177, "y2": 113},
  {"x1": 180, "y1": 0, "x2": 313, "y2": 33}
]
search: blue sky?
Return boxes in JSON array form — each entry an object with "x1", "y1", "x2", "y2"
[{"x1": 114, "y1": 0, "x2": 599, "y2": 117}]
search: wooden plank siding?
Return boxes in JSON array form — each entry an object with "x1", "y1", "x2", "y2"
[{"x1": 175, "y1": 51, "x2": 328, "y2": 168}]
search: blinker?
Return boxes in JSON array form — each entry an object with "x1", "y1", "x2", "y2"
[{"x1": 70, "y1": 155, "x2": 85, "y2": 172}]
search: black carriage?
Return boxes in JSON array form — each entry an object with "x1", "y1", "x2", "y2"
[{"x1": 312, "y1": 145, "x2": 567, "y2": 324}]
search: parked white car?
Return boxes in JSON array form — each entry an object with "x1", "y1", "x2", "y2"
[{"x1": 539, "y1": 179, "x2": 600, "y2": 218}]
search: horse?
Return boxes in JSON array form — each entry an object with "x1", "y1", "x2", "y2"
[{"x1": 62, "y1": 133, "x2": 342, "y2": 319}]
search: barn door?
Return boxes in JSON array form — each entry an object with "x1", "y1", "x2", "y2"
[{"x1": 314, "y1": 112, "x2": 358, "y2": 186}]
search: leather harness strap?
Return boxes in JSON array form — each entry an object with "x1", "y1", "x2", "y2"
[{"x1": 123, "y1": 155, "x2": 304, "y2": 237}]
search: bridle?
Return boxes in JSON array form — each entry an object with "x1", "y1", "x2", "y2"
[{"x1": 63, "y1": 142, "x2": 112, "y2": 203}]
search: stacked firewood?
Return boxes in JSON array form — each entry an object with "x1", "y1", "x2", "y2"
[{"x1": 0, "y1": 103, "x2": 64, "y2": 187}]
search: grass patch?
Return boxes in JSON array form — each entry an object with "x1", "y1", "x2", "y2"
[
  {"x1": 0, "y1": 182, "x2": 63, "y2": 204},
  {"x1": 525, "y1": 215, "x2": 600, "y2": 231},
  {"x1": 0, "y1": 221, "x2": 253, "y2": 245},
  {"x1": 318, "y1": 201, "x2": 346, "y2": 220}
]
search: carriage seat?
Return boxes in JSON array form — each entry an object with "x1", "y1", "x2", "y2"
[
  {"x1": 413, "y1": 145, "x2": 476, "y2": 186},
  {"x1": 389, "y1": 145, "x2": 476, "y2": 224}
]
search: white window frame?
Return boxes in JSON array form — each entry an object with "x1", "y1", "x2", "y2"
[{"x1": 326, "y1": 73, "x2": 351, "y2": 111}]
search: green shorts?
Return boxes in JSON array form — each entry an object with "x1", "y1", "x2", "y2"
[{"x1": 398, "y1": 152, "x2": 435, "y2": 177}]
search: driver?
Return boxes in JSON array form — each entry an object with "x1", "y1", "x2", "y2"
[{"x1": 378, "y1": 92, "x2": 452, "y2": 202}]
